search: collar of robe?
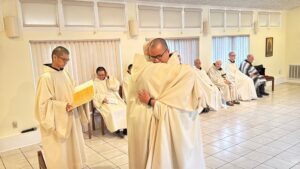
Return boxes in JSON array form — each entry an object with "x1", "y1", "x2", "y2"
[
  {"x1": 213, "y1": 63, "x2": 222, "y2": 71},
  {"x1": 44, "y1": 63, "x2": 64, "y2": 71},
  {"x1": 229, "y1": 59, "x2": 235, "y2": 63},
  {"x1": 245, "y1": 59, "x2": 253, "y2": 66}
]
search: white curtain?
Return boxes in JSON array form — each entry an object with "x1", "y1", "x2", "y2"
[
  {"x1": 166, "y1": 38, "x2": 199, "y2": 65},
  {"x1": 30, "y1": 39, "x2": 122, "y2": 87},
  {"x1": 212, "y1": 36, "x2": 249, "y2": 66}
]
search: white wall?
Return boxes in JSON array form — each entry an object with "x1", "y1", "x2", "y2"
[
  {"x1": 286, "y1": 6, "x2": 300, "y2": 66},
  {"x1": 0, "y1": 0, "x2": 288, "y2": 139}
]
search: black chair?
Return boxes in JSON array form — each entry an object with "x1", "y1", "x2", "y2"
[{"x1": 254, "y1": 64, "x2": 265, "y2": 75}]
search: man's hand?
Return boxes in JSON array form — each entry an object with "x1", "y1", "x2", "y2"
[
  {"x1": 66, "y1": 103, "x2": 73, "y2": 113},
  {"x1": 224, "y1": 79, "x2": 231, "y2": 85},
  {"x1": 138, "y1": 90, "x2": 151, "y2": 105},
  {"x1": 102, "y1": 98, "x2": 108, "y2": 104}
]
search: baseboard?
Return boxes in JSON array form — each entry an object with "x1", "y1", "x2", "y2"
[
  {"x1": 275, "y1": 76, "x2": 286, "y2": 85},
  {"x1": 0, "y1": 129, "x2": 41, "y2": 153},
  {"x1": 286, "y1": 79, "x2": 300, "y2": 83},
  {"x1": 265, "y1": 76, "x2": 286, "y2": 87}
]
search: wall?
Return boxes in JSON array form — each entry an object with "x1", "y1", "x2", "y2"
[
  {"x1": 0, "y1": 0, "x2": 288, "y2": 140},
  {"x1": 286, "y1": 7, "x2": 300, "y2": 67}
]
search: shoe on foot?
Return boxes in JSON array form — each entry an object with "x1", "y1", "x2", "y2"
[
  {"x1": 201, "y1": 107, "x2": 210, "y2": 113},
  {"x1": 233, "y1": 100, "x2": 240, "y2": 104},
  {"x1": 226, "y1": 101, "x2": 234, "y2": 106},
  {"x1": 123, "y1": 129, "x2": 127, "y2": 135},
  {"x1": 115, "y1": 130, "x2": 124, "y2": 138}
]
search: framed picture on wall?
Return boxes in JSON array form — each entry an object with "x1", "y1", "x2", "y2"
[{"x1": 266, "y1": 37, "x2": 273, "y2": 57}]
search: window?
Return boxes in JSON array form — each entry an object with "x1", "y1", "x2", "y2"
[
  {"x1": 63, "y1": 1, "x2": 94, "y2": 27},
  {"x1": 241, "y1": 11, "x2": 253, "y2": 27},
  {"x1": 163, "y1": 7, "x2": 182, "y2": 28},
  {"x1": 210, "y1": 9, "x2": 225, "y2": 28},
  {"x1": 258, "y1": 12, "x2": 269, "y2": 27},
  {"x1": 30, "y1": 40, "x2": 122, "y2": 87},
  {"x1": 226, "y1": 10, "x2": 239, "y2": 27},
  {"x1": 165, "y1": 38, "x2": 199, "y2": 65},
  {"x1": 212, "y1": 36, "x2": 249, "y2": 66},
  {"x1": 98, "y1": 3, "x2": 126, "y2": 27},
  {"x1": 21, "y1": 0, "x2": 58, "y2": 26},
  {"x1": 258, "y1": 11, "x2": 281, "y2": 27},
  {"x1": 184, "y1": 8, "x2": 202, "y2": 28},
  {"x1": 269, "y1": 12, "x2": 281, "y2": 27},
  {"x1": 138, "y1": 5, "x2": 161, "y2": 28}
]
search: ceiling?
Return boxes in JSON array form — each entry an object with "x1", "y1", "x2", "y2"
[{"x1": 139, "y1": 0, "x2": 300, "y2": 10}]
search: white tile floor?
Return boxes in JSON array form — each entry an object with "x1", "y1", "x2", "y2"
[{"x1": 1, "y1": 83, "x2": 300, "y2": 169}]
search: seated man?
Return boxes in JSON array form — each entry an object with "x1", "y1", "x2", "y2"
[
  {"x1": 239, "y1": 54, "x2": 269, "y2": 97},
  {"x1": 122, "y1": 64, "x2": 132, "y2": 103},
  {"x1": 208, "y1": 60, "x2": 240, "y2": 106},
  {"x1": 93, "y1": 67, "x2": 127, "y2": 138},
  {"x1": 194, "y1": 58, "x2": 223, "y2": 111},
  {"x1": 225, "y1": 52, "x2": 257, "y2": 100}
]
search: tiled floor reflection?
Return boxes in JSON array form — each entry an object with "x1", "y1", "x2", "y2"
[{"x1": 1, "y1": 83, "x2": 300, "y2": 169}]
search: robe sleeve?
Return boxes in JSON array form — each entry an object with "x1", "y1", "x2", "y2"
[
  {"x1": 107, "y1": 77, "x2": 120, "y2": 91},
  {"x1": 93, "y1": 83, "x2": 106, "y2": 108},
  {"x1": 208, "y1": 69, "x2": 226, "y2": 86},
  {"x1": 35, "y1": 75, "x2": 69, "y2": 136}
]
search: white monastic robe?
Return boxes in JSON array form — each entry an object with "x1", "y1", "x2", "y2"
[
  {"x1": 194, "y1": 67, "x2": 223, "y2": 110},
  {"x1": 240, "y1": 60, "x2": 267, "y2": 88},
  {"x1": 127, "y1": 54, "x2": 205, "y2": 169},
  {"x1": 122, "y1": 71, "x2": 131, "y2": 103},
  {"x1": 35, "y1": 65, "x2": 88, "y2": 169},
  {"x1": 207, "y1": 64, "x2": 238, "y2": 102},
  {"x1": 225, "y1": 61, "x2": 257, "y2": 100},
  {"x1": 93, "y1": 77, "x2": 127, "y2": 132}
]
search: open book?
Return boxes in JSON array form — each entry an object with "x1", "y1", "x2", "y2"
[{"x1": 73, "y1": 80, "x2": 94, "y2": 108}]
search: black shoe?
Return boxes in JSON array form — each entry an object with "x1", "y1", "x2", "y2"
[
  {"x1": 115, "y1": 130, "x2": 124, "y2": 138},
  {"x1": 123, "y1": 129, "x2": 127, "y2": 135},
  {"x1": 257, "y1": 94, "x2": 263, "y2": 98},
  {"x1": 233, "y1": 100, "x2": 240, "y2": 104},
  {"x1": 201, "y1": 107, "x2": 210, "y2": 113},
  {"x1": 259, "y1": 84, "x2": 269, "y2": 96},
  {"x1": 226, "y1": 101, "x2": 234, "y2": 106}
]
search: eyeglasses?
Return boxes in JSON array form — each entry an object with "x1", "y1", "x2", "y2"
[
  {"x1": 57, "y1": 55, "x2": 70, "y2": 62},
  {"x1": 149, "y1": 49, "x2": 167, "y2": 60}
]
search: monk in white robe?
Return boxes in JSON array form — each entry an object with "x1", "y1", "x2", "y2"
[
  {"x1": 194, "y1": 58, "x2": 223, "y2": 111},
  {"x1": 93, "y1": 67, "x2": 127, "y2": 137},
  {"x1": 225, "y1": 52, "x2": 257, "y2": 101},
  {"x1": 35, "y1": 46, "x2": 88, "y2": 169},
  {"x1": 122, "y1": 64, "x2": 132, "y2": 103},
  {"x1": 127, "y1": 38, "x2": 205, "y2": 169},
  {"x1": 208, "y1": 60, "x2": 240, "y2": 106},
  {"x1": 240, "y1": 54, "x2": 269, "y2": 97}
]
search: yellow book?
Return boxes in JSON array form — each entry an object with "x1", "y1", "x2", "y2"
[{"x1": 73, "y1": 80, "x2": 94, "y2": 108}]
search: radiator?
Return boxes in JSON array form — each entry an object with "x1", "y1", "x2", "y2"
[{"x1": 289, "y1": 65, "x2": 300, "y2": 79}]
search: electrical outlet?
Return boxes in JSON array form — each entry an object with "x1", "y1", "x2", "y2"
[{"x1": 12, "y1": 121, "x2": 18, "y2": 128}]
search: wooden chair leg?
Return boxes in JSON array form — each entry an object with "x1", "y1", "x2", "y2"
[
  {"x1": 100, "y1": 115, "x2": 106, "y2": 135},
  {"x1": 37, "y1": 150, "x2": 47, "y2": 169},
  {"x1": 87, "y1": 122, "x2": 92, "y2": 139},
  {"x1": 91, "y1": 112, "x2": 96, "y2": 130}
]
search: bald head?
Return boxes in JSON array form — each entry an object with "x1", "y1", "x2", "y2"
[
  {"x1": 214, "y1": 60, "x2": 222, "y2": 69},
  {"x1": 194, "y1": 58, "x2": 201, "y2": 69},
  {"x1": 229, "y1": 51, "x2": 236, "y2": 62},
  {"x1": 147, "y1": 38, "x2": 170, "y2": 63},
  {"x1": 247, "y1": 54, "x2": 254, "y2": 63}
]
